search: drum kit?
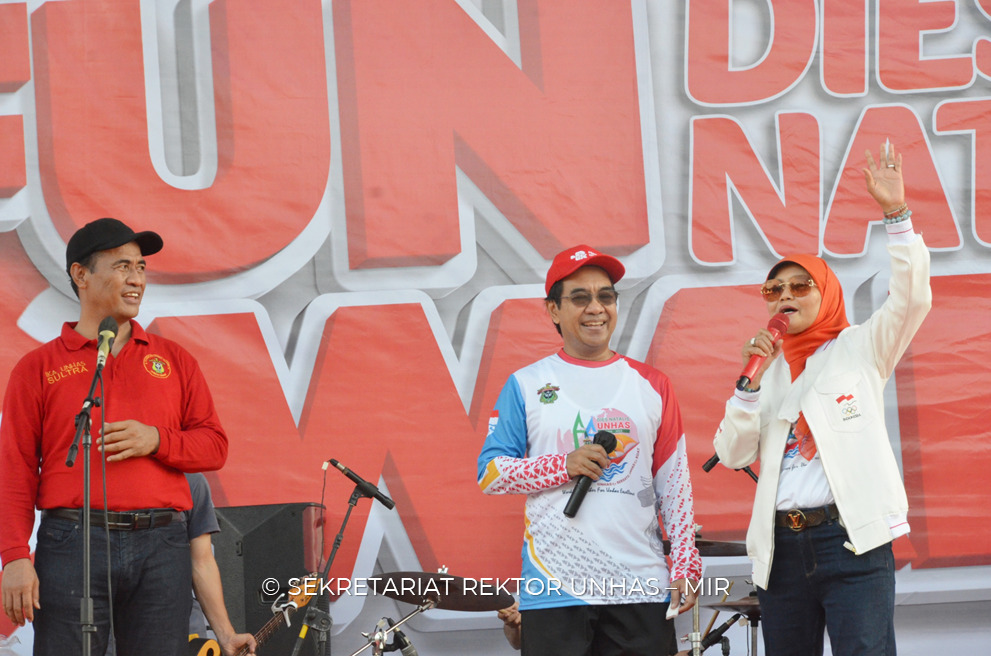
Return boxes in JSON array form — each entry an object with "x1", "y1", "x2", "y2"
[
  {"x1": 665, "y1": 536, "x2": 761, "y2": 656},
  {"x1": 346, "y1": 538, "x2": 760, "y2": 656}
]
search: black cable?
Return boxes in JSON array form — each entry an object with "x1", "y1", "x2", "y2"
[
  {"x1": 99, "y1": 375, "x2": 116, "y2": 654},
  {"x1": 318, "y1": 465, "x2": 329, "y2": 571}
]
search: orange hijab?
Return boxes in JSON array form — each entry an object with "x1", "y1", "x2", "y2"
[
  {"x1": 768, "y1": 254, "x2": 850, "y2": 382},
  {"x1": 770, "y1": 255, "x2": 850, "y2": 459}
]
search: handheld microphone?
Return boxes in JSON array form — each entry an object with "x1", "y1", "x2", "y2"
[
  {"x1": 563, "y1": 431, "x2": 617, "y2": 518},
  {"x1": 736, "y1": 313, "x2": 790, "y2": 390},
  {"x1": 327, "y1": 459, "x2": 396, "y2": 509},
  {"x1": 96, "y1": 316, "x2": 117, "y2": 370}
]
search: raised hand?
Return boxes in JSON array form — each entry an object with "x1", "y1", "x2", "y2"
[{"x1": 863, "y1": 142, "x2": 906, "y2": 214}]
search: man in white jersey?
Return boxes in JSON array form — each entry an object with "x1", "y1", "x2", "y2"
[{"x1": 478, "y1": 245, "x2": 702, "y2": 655}]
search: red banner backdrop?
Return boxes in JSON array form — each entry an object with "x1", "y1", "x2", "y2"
[{"x1": 1, "y1": 0, "x2": 989, "y2": 648}]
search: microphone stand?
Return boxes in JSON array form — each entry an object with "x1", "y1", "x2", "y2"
[
  {"x1": 696, "y1": 454, "x2": 753, "y2": 655},
  {"x1": 66, "y1": 359, "x2": 107, "y2": 656},
  {"x1": 292, "y1": 485, "x2": 373, "y2": 656}
]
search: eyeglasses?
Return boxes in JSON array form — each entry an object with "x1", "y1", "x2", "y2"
[
  {"x1": 760, "y1": 279, "x2": 816, "y2": 302},
  {"x1": 561, "y1": 289, "x2": 619, "y2": 308}
]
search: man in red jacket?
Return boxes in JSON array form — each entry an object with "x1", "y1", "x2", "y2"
[{"x1": 0, "y1": 217, "x2": 229, "y2": 654}]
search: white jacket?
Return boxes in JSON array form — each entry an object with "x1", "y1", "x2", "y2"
[{"x1": 713, "y1": 225, "x2": 931, "y2": 589}]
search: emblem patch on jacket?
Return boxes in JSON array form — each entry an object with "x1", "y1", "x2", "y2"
[
  {"x1": 143, "y1": 354, "x2": 173, "y2": 379},
  {"x1": 835, "y1": 393, "x2": 861, "y2": 421},
  {"x1": 537, "y1": 383, "x2": 559, "y2": 405}
]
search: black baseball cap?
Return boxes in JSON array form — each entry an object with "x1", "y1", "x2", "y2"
[{"x1": 65, "y1": 217, "x2": 164, "y2": 274}]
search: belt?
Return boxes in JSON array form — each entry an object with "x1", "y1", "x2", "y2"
[
  {"x1": 775, "y1": 504, "x2": 839, "y2": 532},
  {"x1": 43, "y1": 508, "x2": 183, "y2": 531}
]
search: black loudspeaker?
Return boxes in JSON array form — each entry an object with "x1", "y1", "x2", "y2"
[{"x1": 213, "y1": 503, "x2": 319, "y2": 656}]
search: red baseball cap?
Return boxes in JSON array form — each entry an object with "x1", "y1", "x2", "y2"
[{"x1": 545, "y1": 245, "x2": 625, "y2": 295}]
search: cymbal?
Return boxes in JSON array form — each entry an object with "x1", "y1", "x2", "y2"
[
  {"x1": 370, "y1": 571, "x2": 514, "y2": 612},
  {"x1": 704, "y1": 596, "x2": 761, "y2": 617},
  {"x1": 663, "y1": 538, "x2": 747, "y2": 557}
]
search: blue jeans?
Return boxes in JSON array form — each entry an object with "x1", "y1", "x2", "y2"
[
  {"x1": 32, "y1": 514, "x2": 192, "y2": 655},
  {"x1": 757, "y1": 518, "x2": 896, "y2": 656}
]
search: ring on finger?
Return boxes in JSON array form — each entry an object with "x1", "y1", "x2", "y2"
[{"x1": 749, "y1": 337, "x2": 756, "y2": 346}]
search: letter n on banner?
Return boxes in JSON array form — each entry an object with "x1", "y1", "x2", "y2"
[
  {"x1": 335, "y1": 0, "x2": 649, "y2": 267},
  {"x1": 690, "y1": 114, "x2": 820, "y2": 264}
]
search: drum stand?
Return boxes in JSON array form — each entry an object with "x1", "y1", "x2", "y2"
[
  {"x1": 350, "y1": 598, "x2": 436, "y2": 656},
  {"x1": 690, "y1": 602, "x2": 702, "y2": 656},
  {"x1": 350, "y1": 570, "x2": 513, "y2": 655},
  {"x1": 703, "y1": 592, "x2": 761, "y2": 656},
  {"x1": 745, "y1": 605, "x2": 760, "y2": 656}
]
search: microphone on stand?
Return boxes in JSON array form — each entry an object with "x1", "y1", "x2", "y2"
[
  {"x1": 66, "y1": 316, "x2": 118, "y2": 468},
  {"x1": 698, "y1": 612, "x2": 743, "y2": 653},
  {"x1": 95, "y1": 316, "x2": 118, "y2": 371},
  {"x1": 563, "y1": 431, "x2": 617, "y2": 518},
  {"x1": 324, "y1": 459, "x2": 396, "y2": 510},
  {"x1": 387, "y1": 624, "x2": 418, "y2": 656}
]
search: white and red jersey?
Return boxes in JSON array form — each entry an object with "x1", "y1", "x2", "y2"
[{"x1": 478, "y1": 350, "x2": 701, "y2": 610}]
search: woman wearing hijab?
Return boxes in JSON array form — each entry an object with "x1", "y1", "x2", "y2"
[{"x1": 713, "y1": 143, "x2": 931, "y2": 655}]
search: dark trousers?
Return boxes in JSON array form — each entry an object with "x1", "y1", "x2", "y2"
[
  {"x1": 520, "y1": 602, "x2": 677, "y2": 655},
  {"x1": 32, "y1": 515, "x2": 192, "y2": 655},
  {"x1": 757, "y1": 520, "x2": 896, "y2": 655}
]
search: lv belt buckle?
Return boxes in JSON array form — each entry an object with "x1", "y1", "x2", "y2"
[{"x1": 785, "y1": 509, "x2": 807, "y2": 531}]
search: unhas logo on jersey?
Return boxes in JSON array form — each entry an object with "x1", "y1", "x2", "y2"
[
  {"x1": 537, "y1": 383, "x2": 559, "y2": 405},
  {"x1": 568, "y1": 408, "x2": 641, "y2": 486},
  {"x1": 143, "y1": 354, "x2": 172, "y2": 379}
]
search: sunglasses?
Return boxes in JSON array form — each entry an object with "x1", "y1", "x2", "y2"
[
  {"x1": 760, "y1": 279, "x2": 816, "y2": 302},
  {"x1": 561, "y1": 289, "x2": 619, "y2": 308}
]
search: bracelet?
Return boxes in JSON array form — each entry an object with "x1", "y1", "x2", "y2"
[
  {"x1": 736, "y1": 382, "x2": 760, "y2": 393},
  {"x1": 883, "y1": 203, "x2": 907, "y2": 219},
  {"x1": 883, "y1": 208, "x2": 912, "y2": 224}
]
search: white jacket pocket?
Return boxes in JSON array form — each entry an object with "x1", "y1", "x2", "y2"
[{"x1": 812, "y1": 371, "x2": 872, "y2": 434}]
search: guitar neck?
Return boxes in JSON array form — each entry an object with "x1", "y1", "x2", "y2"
[
  {"x1": 236, "y1": 609, "x2": 293, "y2": 656},
  {"x1": 235, "y1": 574, "x2": 316, "y2": 656}
]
